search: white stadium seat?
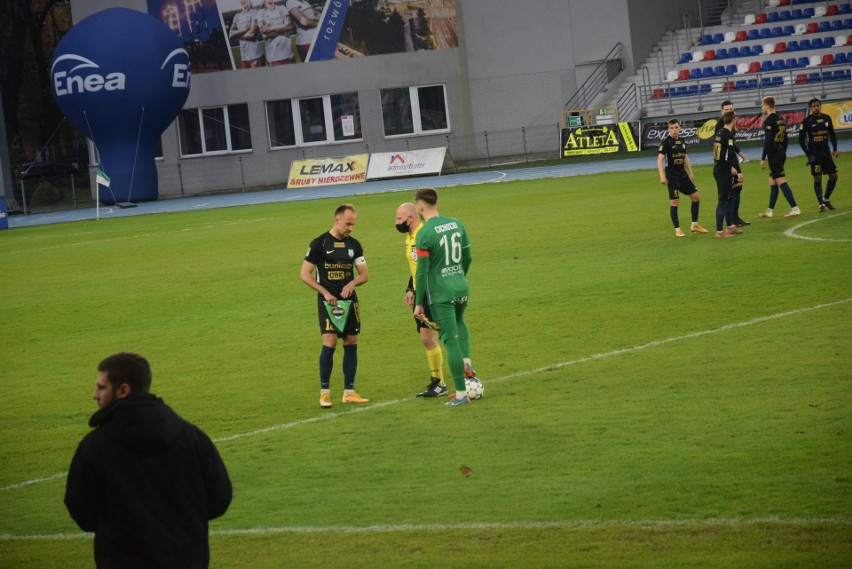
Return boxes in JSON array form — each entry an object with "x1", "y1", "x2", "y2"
[
  {"x1": 724, "y1": 31, "x2": 736, "y2": 43},
  {"x1": 814, "y1": 6, "x2": 827, "y2": 17},
  {"x1": 807, "y1": 55, "x2": 821, "y2": 67},
  {"x1": 763, "y1": 42, "x2": 775, "y2": 54},
  {"x1": 692, "y1": 50, "x2": 704, "y2": 62},
  {"x1": 666, "y1": 70, "x2": 679, "y2": 82},
  {"x1": 744, "y1": 14, "x2": 756, "y2": 25},
  {"x1": 736, "y1": 62, "x2": 749, "y2": 74},
  {"x1": 794, "y1": 23, "x2": 806, "y2": 35}
]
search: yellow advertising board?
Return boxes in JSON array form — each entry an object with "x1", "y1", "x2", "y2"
[
  {"x1": 822, "y1": 101, "x2": 852, "y2": 131},
  {"x1": 561, "y1": 123, "x2": 638, "y2": 157},
  {"x1": 288, "y1": 154, "x2": 369, "y2": 188}
]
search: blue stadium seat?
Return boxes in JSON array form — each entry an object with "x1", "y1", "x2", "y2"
[
  {"x1": 834, "y1": 52, "x2": 848, "y2": 64},
  {"x1": 799, "y1": 39, "x2": 811, "y2": 50},
  {"x1": 725, "y1": 64, "x2": 737, "y2": 75},
  {"x1": 803, "y1": 8, "x2": 815, "y2": 18},
  {"x1": 808, "y1": 73, "x2": 821, "y2": 83},
  {"x1": 787, "y1": 40, "x2": 799, "y2": 51},
  {"x1": 703, "y1": 66, "x2": 715, "y2": 77},
  {"x1": 840, "y1": 4, "x2": 852, "y2": 15},
  {"x1": 819, "y1": 21, "x2": 831, "y2": 32},
  {"x1": 831, "y1": 20, "x2": 844, "y2": 31},
  {"x1": 811, "y1": 37, "x2": 824, "y2": 49},
  {"x1": 845, "y1": 18, "x2": 852, "y2": 29},
  {"x1": 825, "y1": 36, "x2": 836, "y2": 46},
  {"x1": 679, "y1": 52, "x2": 692, "y2": 64},
  {"x1": 797, "y1": 56, "x2": 809, "y2": 67},
  {"x1": 716, "y1": 48, "x2": 729, "y2": 59},
  {"x1": 687, "y1": 85, "x2": 699, "y2": 95},
  {"x1": 760, "y1": 28, "x2": 772, "y2": 39},
  {"x1": 701, "y1": 34, "x2": 714, "y2": 44},
  {"x1": 791, "y1": 9, "x2": 803, "y2": 19},
  {"x1": 783, "y1": 25, "x2": 795, "y2": 35},
  {"x1": 748, "y1": 29, "x2": 760, "y2": 41},
  {"x1": 771, "y1": 26, "x2": 783, "y2": 36},
  {"x1": 773, "y1": 59, "x2": 787, "y2": 70},
  {"x1": 729, "y1": 46, "x2": 741, "y2": 57},
  {"x1": 713, "y1": 33, "x2": 724, "y2": 43},
  {"x1": 761, "y1": 60, "x2": 774, "y2": 71},
  {"x1": 779, "y1": 10, "x2": 791, "y2": 20},
  {"x1": 751, "y1": 44, "x2": 764, "y2": 55},
  {"x1": 675, "y1": 86, "x2": 688, "y2": 96},
  {"x1": 746, "y1": 78, "x2": 759, "y2": 89},
  {"x1": 714, "y1": 65, "x2": 727, "y2": 76},
  {"x1": 690, "y1": 68, "x2": 702, "y2": 79},
  {"x1": 700, "y1": 84, "x2": 712, "y2": 94},
  {"x1": 786, "y1": 57, "x2": 799, "y2": 68},
  {"x1": 767, "y1": 11, "x2": 779, "y2": 22}
]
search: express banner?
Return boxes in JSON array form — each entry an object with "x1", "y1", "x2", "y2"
[
  {"x1": 366, "y1": 147, "x2": 446, "y2": 180},
  {"x1": 560, "y1": 123, "x2": 638, "y2": 157},
  {"x1": 639, "y1": 109, "x2": 828, "y2": 149},
  {"x1": 288, "y1": 154, "x2": 368, "y2": 188}
]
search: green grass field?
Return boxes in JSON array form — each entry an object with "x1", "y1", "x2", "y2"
[{"x1": 1, "y1": 156, "x2": 850, "y2": 568}]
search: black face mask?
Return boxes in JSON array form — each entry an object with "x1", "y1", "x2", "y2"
[{"x1": 395, "y1": 221, "x2": 410, "y2": 233}]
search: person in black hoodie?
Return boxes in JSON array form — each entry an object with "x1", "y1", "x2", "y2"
[{"x1": 64, "y1": 352, "x2": 232, "y2": 569}]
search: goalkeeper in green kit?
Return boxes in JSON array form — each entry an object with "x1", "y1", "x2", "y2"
[{"x1": 412, "y1": 188, "x2": 479, "y2": 406}]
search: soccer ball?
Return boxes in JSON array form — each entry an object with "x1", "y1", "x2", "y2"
[{"x1": 465, "y1": 377, "x2": 484, "y2": 400}]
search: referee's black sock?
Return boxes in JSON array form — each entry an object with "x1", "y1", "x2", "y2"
[
  {"x1": 343, "y1": 344, "x2": 358, "y2": 390},
  {"x1": 319, "y1": 345, "x2": 335, "y2": 390}
]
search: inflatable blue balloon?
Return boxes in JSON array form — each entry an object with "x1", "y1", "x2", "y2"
[{"x1": 51, "y1": 8, "x2": 190, "y2": 204}]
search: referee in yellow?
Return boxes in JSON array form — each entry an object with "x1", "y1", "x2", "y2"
[{"x1": 395, "y1": 202, "x2": 447, "y2": 397}]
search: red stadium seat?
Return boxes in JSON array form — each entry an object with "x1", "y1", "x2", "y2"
[
  {"x1": 775, "y1": 42, "x2": 787, "y2": 53},
  {"x1": 806, "y1": 22, "x2": 818, "y2": 33},
  {"x1": 735, "y1": 31, "x2": 748, "y2": 42},
  {"x1": 722, "y1": 81, "x2": 736, "y2": 92},
  {"x1": 821, "y1": 53, "x2": 835, "y2": 65},
  {"x1": 651, "y1": 88, "x2": 665, "y2": 100},
  {"x1": 748, "y1": 61, "x2": 761, "y2": 73},
  {"x1": 848, "y1": 35, "x2": 852, "y2": 45},
  {"x1": 826, "y1": 4, "x2": 839, "y2": 16},
  {"x1": 678, "y1": 69, "x2": 691, "y2": 80},
  {"x1": 704, "y1": 49, "x2": 716, "y2": 60},
  {"x1": 795, "y1": 73, "x2": 808, "y2": 84},
  {"x1": 756, "y1": 13, "x2": 769, "y2": 24}
]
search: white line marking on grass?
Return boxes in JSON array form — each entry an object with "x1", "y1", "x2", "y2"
[
  {"x1": 4, "y1": 298, "x2": 850, "y2": 492},
  {"x1": 3, "y1": 517, "x2": 850, "y2": 541},
  {"x1": 784, "y1": 211, "x2": 851, "y2": 242}
]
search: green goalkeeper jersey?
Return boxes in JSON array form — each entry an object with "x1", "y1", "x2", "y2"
[{"x1": 414, "y1": 214, "x2": 471, "y2": 305}]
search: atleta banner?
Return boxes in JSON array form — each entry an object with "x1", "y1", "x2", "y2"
[
  {"x1": 288, "y1": 154, "x2": 368, "y2": 187},
  {"x1": 560, "y1": 123, "x2": 639, "y2": 157}
]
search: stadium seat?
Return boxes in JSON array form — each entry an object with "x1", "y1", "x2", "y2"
[
  {"x1": 799, "y1": 38, "x2": 812, "y2": 49},
  {"x1": 744, "y1": 14, "x2": 756, "y2": 25},
  {"x1": 713, "y1": 33, "x2": 725, "y2": 43},
  {"x1": 825, "y1": 36, "x2": 836, "y2": 46},
  {"x1": 686, "y1": 85, "x2": 699, "y2": 95},
  {"x1": 797, "y1": 56, "x2": 809, "y2": 67},
  {"x1": 760, "y1": 28, "x2": 773, "y2": 39},
  {"x1": 722, "y1": 80, "x2": 736, "y2": 91},
  {"x1": 821, "y1": 53, "x2": 835, "y2": 64},
  {"x1": 779, "y1": 9, "x2": 791, "y2": 20},
  {"x1": 690, "y1": 68, "x2": 702, "y2": 79},
  {"x1": 827, "y1": 4, "x2": 839, "y2": 16},
  {"x1": 830, "y1": 19, "x2": 844, "y2": 31},
  {"x1": 748, "y1": 29, "x2": 761, "y2": 40},
  {"x1": 678, "y1": 52, "x2": 692, "y2": 64},
  {"x1": 802, "y1": 8, "x2": 815, "y2": 18},
  {"x1": 773, "y1": 59, "x2": 787, "y2": 69},
  {"x1": 714, "y1": 65, "x2": 727, "y2": 76},
  {"x1": 768, "y1": 11, "x2": 779, "y2": 22},
  {"x1": 761, "y1": 60, "x2": 774, "y2": 71},
  {"x1": 787, "y1": 40, "x2": 799, "y2": 50},
  {"x1": 705, "y1": 49, "x2": 717, "y2": 60},
  {"x1": 814, "y1": 6, "x2": 827, "y2": 17},
  {"x1": 700, "y1": 84, "x2": 712, "y2": 94},
  {"x1": 770, "y1": 26, "x2": 783, "y2": 36},
  {"x1": 840, "y1": 3, "x2": 852, "y2": 14},
  {"x1": 783, "y1": 25, "x2": 795, "y2": 35},
  {"x1": 703, "y1": 66, "x2": 715, "y2": 77},
  {"x1": 835, "y1": 52, "x2": 848, "y2": 63},
  {"x1": 775, "y1": 41, "x2": 788, "y2": 52},
  {"x1": 751, "y1": 44, "x2": 764, "y2": 55},
  {"x1": 791, "y1": 8, "x2": 803, "y2": 18},
  {"x1": 724, "y1": 31, "x2": 736, "y2": 43},
  {"x1": 838, "y1": 34, "x2": 850, "y2": 46},
  {"x1": 794, "y1": 23, "x2": 807, "y2": 34},
  {"x1": 756, "y1": 13, "x2": 769, "y2": 23},
  {"x1": 806, "y1": 22, "x2": 818, "y2": 33},
  {"x1": 808, "y1": 72, "x2": 821, "y2": 82},
  {"x1": 736, "y1": 31, "x2": 748, "y2": 41},
  {"x1": 678, "y1": 69, "x2": 691, "y2": 80},
  {"x1": 666, "y1": 70, "x2": 679, "y2": 82},
  {"x1": 768, "y1": 0, "x2": 780, "y2": 6},
  {"x1": 725, "y1": 64, "x2": 737, "y2": 75},
  {"x1": 811, "y1": 37, "x2": 824, "y2": 49},
  {"x1": 763, "y1": 42, "x2": 775, "y2": 53},
  {"x1": 675, "y1": 86, "x2": 688, "y2": 96},
  {"x1": 736, "y1": 62, "x2": 750, "y2": 74},
  {"x1": 711, "y1": 82, "x2": 723, "y2": 92},
  {"x1": 795, "y1": 73, "x2": 808, "y2": 83},
  {"x1": 807, "y1": 54, "x2": 822, "y2": 66},
  {"x1": 701, "y1": 34, "x2": 714, "y2": 45},
  {"x1": 749, "y1": 61, "x2": 762, "y2": 72},
  {"x1": 651, "y1": 88, "x2": 665, "y2": 100},
  {"x1": 786, "y1": 57, "x2": 799, "y2": 67},
  {"x1": 819, "y1": 21, "x2": 832, "y2": 32},
  {"x1": 692, "y1": 50, "x2": 705, "y2": 62}
]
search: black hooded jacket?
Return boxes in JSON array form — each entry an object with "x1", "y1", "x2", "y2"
[{"x1": 64, "y1": 393, "x2": 232, "y2": 569}]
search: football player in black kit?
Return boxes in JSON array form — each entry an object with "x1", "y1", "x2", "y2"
[
  {"x1": 758, "y1": 96, "x2": 801, "y2": 219},
  {"x1": 716, "y1": 101, "x2": 750, "y2": 226},
  {"x1": 300, "y1": 204, "x2": 370, "y2": 408},
  {"x1": 657, "y1": 118, "x2": 708, "y2": 237},
  {"x1": 713, "y1": 111, "x2": 743, "y2": 238},
  {"x1": 799, "y1": 98, "x2": 840, "y2": 212}
]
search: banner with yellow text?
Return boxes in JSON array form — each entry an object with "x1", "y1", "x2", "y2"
[
  {"x1": 288, "y1": 154, "x2": 368, "y2": 188},
  {"x1": 561, "y1": 123, "x2": 638, "y2": 157}
]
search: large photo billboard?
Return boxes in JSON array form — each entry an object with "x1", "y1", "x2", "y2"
[{"x1": 148, "y1": 0, "x2": 458, "y2": 73}]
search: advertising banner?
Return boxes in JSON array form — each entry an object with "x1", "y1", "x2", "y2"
[
  {"x1": 637, "y1": 108, "x2": 845, "y2": 149},
  {"x1": 560, "y1": 123, "x2": 638, "y2": 157},
  {"x1": 148, "y1": 0, "x2": 459, "y2": 73},
  {"x1": 366, "y1": 147, "x2": 446, "y2": 180},
  {"x1": 288, "y1": 154, "x2": 368, "y2": 188}
]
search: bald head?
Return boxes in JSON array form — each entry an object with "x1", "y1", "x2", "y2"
[{"x1": 395, "y1": 202, "x2": 420, "y2": 234}]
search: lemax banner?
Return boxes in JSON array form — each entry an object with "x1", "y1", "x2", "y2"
[
  {"x1": 560, "y1": 123, "x2": 638, "y2": 157},
  {"x1": 366, "y1": 147, "x2": 446, "y2": 180},
  {"x1": 148, "y1": 0, "x2": 458, "y2": 73},
  {"x1": 288, "y1": 154, "x2": 368, "y2": 188},
  {"x1": 637, "y1": 104, "x2": 852, "y2": 149}
]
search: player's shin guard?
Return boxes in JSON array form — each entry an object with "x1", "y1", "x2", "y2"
[
  {"x1": 319, "y1": 345, "x2": 335, "y2": 390},
  {"x1": 732, "y1": 186, "x2": 742, "y2": 220},
  {"x1": 426, "y1": 346, "x2": 444, "y2": 381},
  {"x1": 814, "y1": 181, "x2": 824, "y2": 204},
  {"x1": 716, "y1": 199, "x2": 728, "y2": 232},
  {"x1": 670, "y1": 205, "x2": 679, "y2": 228},
  {"x1": 768, "y1": 185, "x2": 779, "y2": 209},
  {"x1": 780, "y1": 182, "x2": 797, "y2": 207},
  {"x1": 443, "y1": 337, "x2": 468, "y2": 393},
  {"x1": 825, "y1": 178, "x2": 837, "y2": 200},
  {"x1": 343, "y1": 344, "x2": 358, "y2": 390},
  {"x1": 691, "y1": 200, "x2": 699, "y2": 223}
]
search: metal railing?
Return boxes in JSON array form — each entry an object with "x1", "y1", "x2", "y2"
[{"x1": 564, "y1": 43, "x2": 625, "y2": 111}]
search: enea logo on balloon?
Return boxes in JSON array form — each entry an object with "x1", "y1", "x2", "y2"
[{"x1": 52, "y1": 50, "x2": 190, "y2": 97}]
